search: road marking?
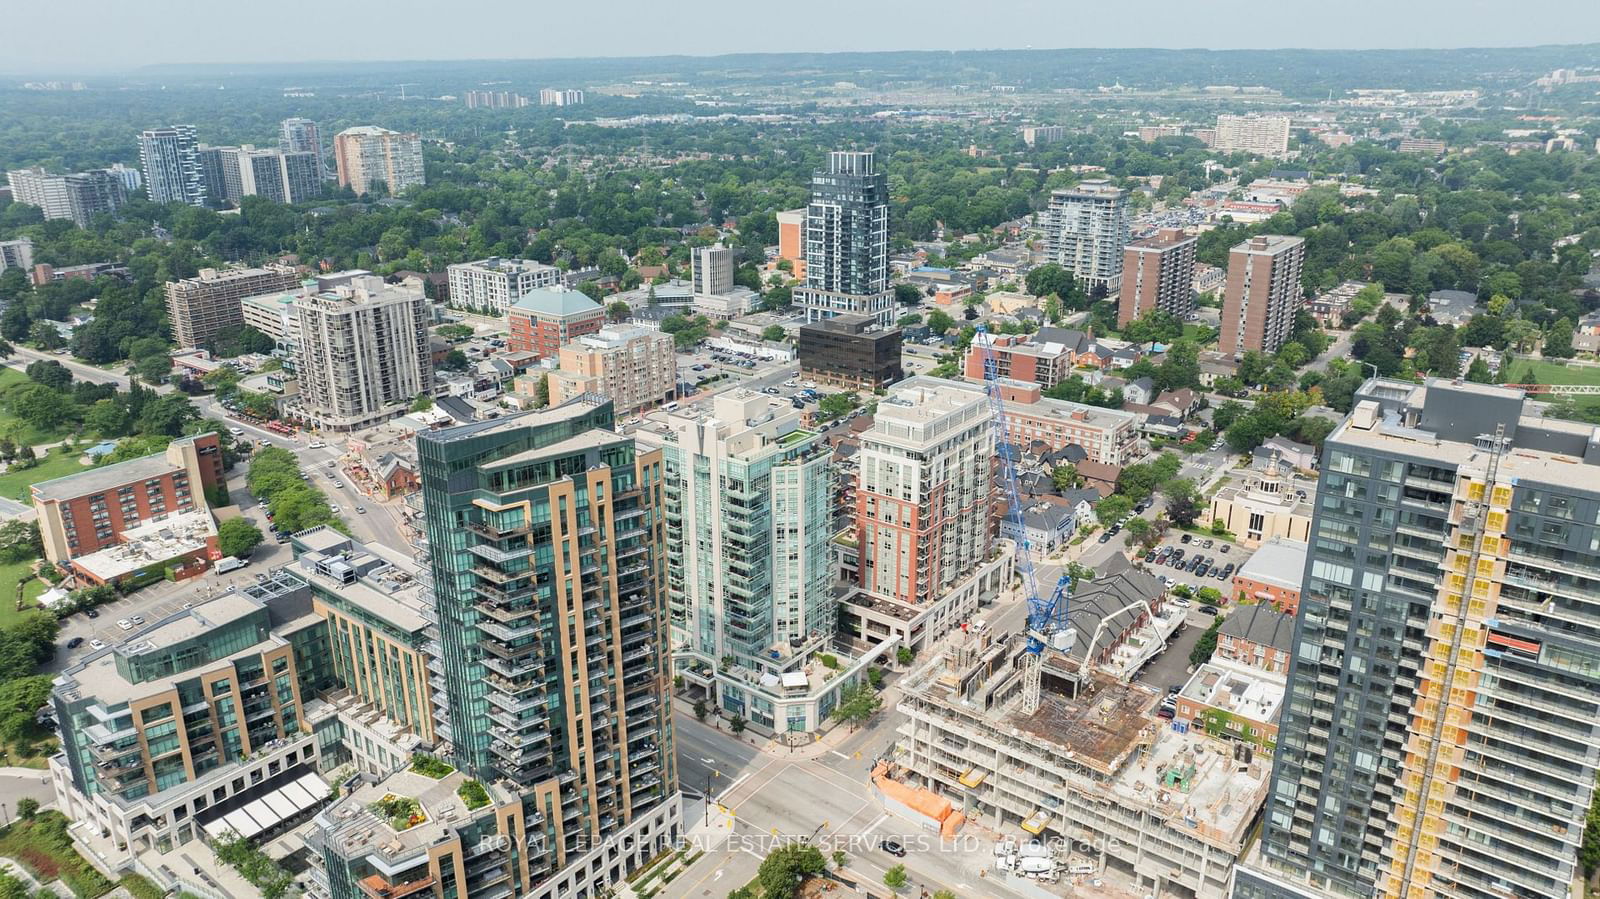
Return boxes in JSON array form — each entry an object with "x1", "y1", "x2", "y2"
[
  {"x1": 831, "y1": 750, "x2": 850, "y2": 760},
  {"x1": 861, "y1": 812, "x2": 888, "y2": 833},
  {"x1": 716, "y1": 771, "x2": 753, "y2": 802}
]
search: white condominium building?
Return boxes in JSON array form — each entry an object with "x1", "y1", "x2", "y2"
[
  {"x1": 291, "y1": 275, "x2": 431, "y2": 431},
  {"x1": 1214, "y1": 114, "x2": 1292, "y2": 156},
  {"x1": 445, "y1": 257, "x2": 561, "y2": 314},
  {"x1": 546, "y1": 325, "x2": 676, "y2": 413},
  {"x1": 1046, "y1": 180, "x2": 1129, "y2": 295}
]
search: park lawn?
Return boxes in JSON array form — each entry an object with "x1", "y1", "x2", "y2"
[
  {"x1": 1508, "y1": 358, "x2": 1600, "y2": 386},
  {"x1": 1182, "y1": 323, "x2": 1217, "y2": 344},
  {"x1": 0, "y1": 557, "x2": 47, "y2": 628},
  {"x1": 0, "y1": 447, "x2": 89, "y2": 502}
]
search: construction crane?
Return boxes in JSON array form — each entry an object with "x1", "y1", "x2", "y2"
[
  {"x1": 1501, "y1": 383, "x2": 1600, "y2": 395},
  {"x1": 974, "y1": 324, "x2": 1076, "y2": 715}
]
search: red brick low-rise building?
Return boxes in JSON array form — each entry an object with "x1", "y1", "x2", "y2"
[
  {"x1": 31, "y1": 432, "x2": 225, "y2": 570},
  {"x1": 1229, "y1": 536, "x2": 1306, "y2": 614},
  {"x1": 505, "y1": 285, "x2": 605, "y2": 359}
]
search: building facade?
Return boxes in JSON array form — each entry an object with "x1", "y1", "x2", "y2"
[
  {"x1": 1230, "y1": 537, "x2": 1308, "y2": 614},
  {"x1": 1118, "y1": 228, "x2": 1197, "y2": 327},
  {"x1": 506, "y1": 286, "x2": 606, "y2": 359},
  {"x1": 1240, "y1": 378, "x2": 1600, "y2": 899},
  {"x1": 196, "y1": 144, "x2": 243, "y2": 205},
  {"x1": 31, "y1": 432, "x2": 224, "y2": 565},
  {"x1": 291, "y1": 275, "x2": 431, "y2": 432},
  {"x1": 774, "y1": 208, "x2": 806, "y2": 279},
  {"x1": 546, "y1": 325, "x2": 676, "y2": 413},
  {"x1": 0, "y1": 237, "x2": 34, "y2": 274},
  {"x1": 796, "y1": 150, "x2": 894, "y2": 326},
  {"x1": 5, "y1": 167, "x2": 127, "y2": 228},
  {"x1": 1046, "y1": 180, "x2": 1129, "y2": 295},
  {"x1": 333, "y1": 126, "x2": 425, "y2": 196},
  {"x1": 797, "y1": 313, "x2": 903, "y2": 390},
  {"x1": 538, "y1": 88, "x2": 584, "y2": 106},
  {"x1": 279, "y1": 117, "x2": 323, "y2": 168},
  {"x1": 236, "y1": 146, "x2": 322, "y2": 205},
  {"x1": 997, "y1": 382, "x2": 1140, "y2": 466},
  {"x1": 447, "y1": 257, "x2": 561, "y2": 314},
  {"x1": 855, "y1": 378, "x2": 993, "y2": 606},
  {"x1": 636, "y1": 391, "x2": 843, "y2": 719},
  {"x1": 165, "y1": 265, "x2": 302, "y2": 349},
  {"x1": 413, "y1": 400, "x2": 677, "y2": 892},
  {"x1": 1214, "y1": 114, "x2": 1292, "y2": 156},
  {"x1": 1219, "y1": 235, "x2": 1306, "y2": 357},
  {"x1": 690, "y1": 244, "x2": 735, "y2": 297},
  {"x1": 138, "y1": 125, "x2": 206, "y2": 207}
]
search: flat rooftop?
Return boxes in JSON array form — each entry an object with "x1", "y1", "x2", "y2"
[
  {"x1": 1234, "y1": 539, "x2": 1307, "y2": 592},
  {"x1": 70, "y1": 509, "x2": 215, "y2": 582},
  {"x1": 483, "y1": 428, "x2": 625, "y2": 470},
  {"x1": 1180, "y1": 660, "x2": 1285, "y2": 725},
  {"x1": 61, "y1": 592, "x2": 269, "y2": 706},
  {"x1": 32, "y1": 452, "x2": 180, "y2": 502},
  {"x1": 323, "y1": 766, "x2": 512, "y2": 865}
]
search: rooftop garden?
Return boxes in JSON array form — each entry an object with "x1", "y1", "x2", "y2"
[
  {"x1": 409, "y1": 752, "x2": 454, "y2": 778},
  {"x1": 370, "y1": 794, "x2": 426, "y2": 831},
  {"x1": 457, "y1": 780, "x2": 491, "y2": 811}
]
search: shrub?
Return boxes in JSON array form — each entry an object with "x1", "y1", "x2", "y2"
[
  {"x1": 409, "y1": 753, "x2": 454, "y2": 778},
  {"x1": 818, "y1": 653, "x2": 839, "y2": 669},
  {"x1": 457, "y1": 780, "x2": 490, "y2": 810}
]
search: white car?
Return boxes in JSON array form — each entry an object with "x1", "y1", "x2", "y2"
[
  {"x1": 1172, "y1": 598, "x2": 1192, "y2": 608},
  {"x1": 129, "y1": 615, "x2": 144, "y2": 625},
  {"x1": 89, "y1": 639, "x2": 105, "y2": 650},
  {"x1": 116, "y1": 618, "x2": 133, "y2": 630},
  {"x1": 1162, "y1": 576, "x2": 1177, "y2": 588},
  {"x1": 803, "y1": 381, "x2": 817, "y2": 389},
  {"x1": 308, "y1": 441, "x2": 325, "y2": 449},
  {"x1": 330, "y1": 504, "x2": 341, "y2": 514}
]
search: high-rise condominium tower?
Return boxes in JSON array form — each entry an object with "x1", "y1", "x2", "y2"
[
  {"x1": 279, "y1": 117, "x2": 324, "y2": 177},
  {"x1": 1236, "y1": 378, "x2": 1600, "y2": 899},
  {"x1": 1219, "y1": 234, "x2": 1306, "y2": 357},
  {"x1": 1046, "y1": 179, "x2": 1129, "y2": 296},
  {"x1": 333, "y1": 126, "x2": 425, "y2": 196},
  {"x1": 414, "y1": 399, "x2": 677, "y2": 887},
  {"x1": 5, "y1": 167, "x2": 126, "y2": 227},
  {"x1": 1118, "y1": 227, "x2": 1197, "y2": 327},
  {"x1": 290, "y1": 274, "x2": 431, "y2": 432},
  {"x1": 796, "y1": 150, "x2": 894, "y2": 327},
  {"x1": 138, "y1": 125, "x2": 206, "y2": 207}
]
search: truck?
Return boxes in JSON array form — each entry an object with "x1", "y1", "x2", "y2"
[{"x1": 215, "y1": 557, "x2": 246, "y2": 574}]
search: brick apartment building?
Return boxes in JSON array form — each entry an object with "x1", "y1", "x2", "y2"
[
  {"x1": 996, "y1": 381, "x2": 1140, "y2": 466},
  {"x1": 1118, "y1": 228, "x2": 1197, "y2": 327},
  {"x1": 505, "y1": 285, "x2": 605, "y2": 359},
  {"x1": 1229, "y1": 536, "x2": 1307, "y2": 614},
  {"x1": 31, "y1": 432, "x2": 224, "y2": 565}
]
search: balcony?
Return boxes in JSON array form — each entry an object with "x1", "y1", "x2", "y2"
[
  {"x1": 466, "y1": 520, "x2": 534, "y2": 540},
  {"x1": 475, "y1": 599, "x2": 542, "y2": 624},
  {"x1": 472, "y1": 581, "x2": 537, "y2": 604},
  {"x1": 471, "y1": 565, "x2": 529, "y2": 585}
]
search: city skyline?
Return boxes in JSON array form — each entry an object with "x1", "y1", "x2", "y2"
[{"x1": 1, "y1": 2, "x2": 1596, "y2": 72}]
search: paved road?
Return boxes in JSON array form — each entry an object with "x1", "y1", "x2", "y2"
[{"x1": 0, "y1": 769, "x2": 54, "y2": 814}]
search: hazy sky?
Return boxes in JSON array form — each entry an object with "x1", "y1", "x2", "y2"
[{"x1": 9, "y1": 0, "x2": 1600, "y2": 72}]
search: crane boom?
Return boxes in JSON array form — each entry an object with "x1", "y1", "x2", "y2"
[{"x1": 974, "y1": 325, "x2": 1072, "y2": 660}]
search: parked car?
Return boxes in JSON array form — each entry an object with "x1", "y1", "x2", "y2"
[
  {"x1": 1199, "y1": 605, "x2": 1219, "y2": 616},
  {"x1": 1202, "y1": 539, "x2": 1214, "y2": 549},
  {"x1": 1220, "y1": 544, "x2": 1229, "y2": 553},
  {"x1": 67, "y1": 637, "x2": 83, "y2": 649},
  {"x1": 1144, "y1": 551, "x2": 1157, "y2": 563},
  {"x1": 1181, "y1": 534, "x2": 1192, "y2": 544},
  {"x1": 116, "y1": 619, "x2": 133, "y2": 630},
  {"x1": 129, "y1": 615, "x2": 144, "y2": 625},
  {"x1": 85, "y1": 608, "x2": 99, "y2": 619},
  {"x1": 1172, "y1": 597, "x2": 1192, "y2": 608},
  {"x1": 1156, "y1": 706, "x2": 1176, "y2": 720},
  {"x1": 1167, "y1": 684, "x2": 1183, "y2": 696},
  {"x1": 89, "y1": 639, "x2": 105, "y2": 650},
  {"x1": 1098, "y1": 532, "x2": 1112, "y2": 543}
]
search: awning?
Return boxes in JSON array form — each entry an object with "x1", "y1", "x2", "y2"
[
  {"x1": 279, "y1": 780, "x2": 319, "y2": 810},
  {"x1": 223, "y1": 809, "x2": 260, "y2": 839},
  {"x1": 261, "y1": 791, "x2": 299, "y2": 821},
  {"x1": 242, "y1": 798, "x2": 283, "y2": 832}
]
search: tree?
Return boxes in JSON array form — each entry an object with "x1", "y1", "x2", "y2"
[
  {"x1": 607, "y1": 301, "x2": 632, "y2": 323},
  {"x1": 1042, "y1": 294, "x2": 1062, "y2": 324},
  {"x1": 138, "y1": 393, "x2": 199, "y2": 437},
  {"x1": 1025, "y1": 263, "x2": 1075, "y2": 301},
  {"x1": 926, "y1": 310, "x2": 956, "y2": 335},
  {"x1": 896, "y1": 646, "x2": 914, "y2": 666},
  {"x1": 1544, "y1": 317, "x2": 1575, "y2": 359},
  {"x1": 439, "y1": 350, "x2": 469, "y2": 371},
  {"x1": 832, "y1": 850, "x2": 848, "y2": 870},
  {"x1": 830, "y1": 683, "x2": 882, "y2": 731},
  {"x1": 693, "y1": 700, "x2": 707, "y2": 722},
  {"x1": 9, "y1": 383, "x2": 71, "y2": 431},
  {"x1": 576, "y1": 280, "x2": 606, "y2": 303},
  {"x1": 883, "y1": 865, "x2": 909, "y2": 890},
  {"x1": 217, "y1": 518, "x2": 263, "y2": 558},
  {"x1": 25, "y1": 321, "x2": 62, "y2": 350},
  {"x1": 1156, "y1": 341, "x2": 1201, "y2": 391},
  {"x1": 15, "y1": 798, "x2": 37, "y2": 821},
  {"x1": 1190, "y1": 615, "x2": 1224, "y2": 666},
  {"x1": 894, "y1": 283, "x2": 922, "y2": 305},
  {"x1": 730, "y1": 715, "x2": 746, "y2": 734},
  {"x1": 1096, "y1": 495, "x2": 1134, "y2": 526},
  {"x1": 533, "y1": 373, "x2": 549, "y2": 408},
  {"x1": 0, "y1": 520, "x2": 43, "y2": 563},
  {"x1": 23, "y1": 360, "x2": 72, "y2": 391},
  {"x1": 1465, "y1": 357, "x2": 1494, "y2": 383},
  {"x1": 817, "y1": 392, "x2": 860, "y2": 422},
  {"x1": 1164, "y1": 481, "x2": 1202, "y2": 527},
  {"x1": 761, "y1": 325, "x2": 786, "y2": 343},
  {"x1": 756, "y1": 844, "x2": 826, "y2": 899},
  {"x1": 1051, "y1": 464, "x2": 1080, "y2": 492},
  {"x1": 410, "y1": 394, "x2": 434, "y2": 412},
  {"x1": 134, "y1": 354, "x2": 172, "y2": 385}
]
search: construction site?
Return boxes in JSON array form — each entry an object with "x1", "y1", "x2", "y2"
[{"x1": 890, "y1": 626, "x2": 1270, "y2": 898}]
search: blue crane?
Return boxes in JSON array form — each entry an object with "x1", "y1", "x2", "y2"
[{"x1": 973, "y1": 324, "x2": 1074, "y2": 709}]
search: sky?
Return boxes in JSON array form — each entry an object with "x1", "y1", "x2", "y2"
[{"x1": 7, "y1": 0, "x2": 1600, "y2": 73}]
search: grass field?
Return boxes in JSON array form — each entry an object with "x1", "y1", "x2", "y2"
[
  {"x1": 0, "y1": 447, "x2": 89, "y2": 502},
  {"x1": 0, "y1": 558, "x2": 48, "y2": 629},
  {"x1": 1504, "y1": 358, "x2": 1600, "y2": 386},
  {"x1": 0, "y1": 366, "x2": 78, "y2": 446}
]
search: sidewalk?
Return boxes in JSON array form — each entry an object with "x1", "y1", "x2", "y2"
[{"x1": 671, "y1": 692, "x2": 897, "y2": 763}]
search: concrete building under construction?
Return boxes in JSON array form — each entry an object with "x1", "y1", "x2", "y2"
[{"x1": 894, "y1": 623, "x2": 1269, "y2": 898}]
